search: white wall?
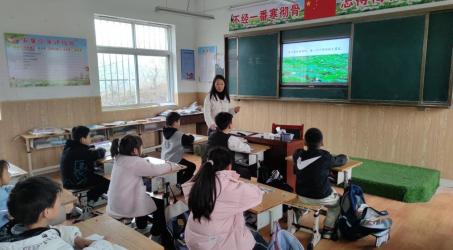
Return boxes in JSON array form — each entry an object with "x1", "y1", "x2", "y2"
[
  {"x1": 193, "y1": 0, "x2": 233, "y2": 93},
  {"x1": 0, "y1": 0, "x2": 199, "y2": 101}
]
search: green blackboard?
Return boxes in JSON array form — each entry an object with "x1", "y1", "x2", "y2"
[
  {"x1": 351, "y1": 16, "x2": 425, "y2": 102},
  {"x1": 282, "y1": 23, "x2": 352, "y2": 41},
  {"x1": 226, "y1": 11, "x2": 452, "y2": 106},
  {"x1": 237, "y1": 33, "x2": 279, "y2": 97},
  {"x1": 424, "y1": 11, "x2": 453, "y2": 103},
  {"x1": 227, "y1": 37, "x2": 238, "y2": 96}
]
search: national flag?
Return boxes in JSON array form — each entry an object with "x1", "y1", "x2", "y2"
[{"x1": 304, "y1": 0, "x2": 337, "y2": 20}]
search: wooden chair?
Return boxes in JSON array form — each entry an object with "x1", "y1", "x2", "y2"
[{"x1": 271, "y1": 123, "x2": 304, "y2": 140}]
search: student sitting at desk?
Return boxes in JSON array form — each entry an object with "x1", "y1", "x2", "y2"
[
  {"x1": 0, "y1": 177, "x2": 117, "y2": 249},
  {"x1": 0, "y1": 160, "x2": 13, "y2": 228},
  {"x1": 161, "y1": 112, "x2": 196, "y2": 184},
  {"x1": 207, "y1": 112, "x2": 251, "y2": 177},
  {"x1": 60, "y1": 126, "x2": 110, "y2": 204},
  {"x1": 292, "y1": 128, "x2": 348, "y2": 239},
  {"x1": 207, "y1": 112, "x2": 251, "y2": 155},
  {"x1": 107, "y1": 135, "x2": 175, "y2": 245},
  {"x1": 183, "y1": 147, "x2": 267, "y2": 250}
]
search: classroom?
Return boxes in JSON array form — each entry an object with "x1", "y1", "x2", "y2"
[{"x1": 0, "y1": 0, "x2": 452, "y2": 249}]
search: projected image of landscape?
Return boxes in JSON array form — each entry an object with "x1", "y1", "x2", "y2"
[{"x1": 282, "y1": 38, "x2": 350, "y2": 86}]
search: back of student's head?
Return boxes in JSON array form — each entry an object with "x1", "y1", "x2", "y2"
[
  {"x1": 166, "y1": 112, "x2": 181, "y2": 127},
  {"x1": 214, "y1": 112, "x2": 233, "y2": 131},
  {"x1": 7, "y1": 176, "x2": 62, "y2": 226},
  {"x1": 72, "y1": 126, "x2": 90, "y2": 142},
  {"x1": 111, "y1": 134, "x2": 143, "y2": 158},
  {"x1": 188, "y1": 147, "x2": 232, "y2": 222},
  {"x1": 305, "y1": 128, "x2": 323, "y2": 149}
]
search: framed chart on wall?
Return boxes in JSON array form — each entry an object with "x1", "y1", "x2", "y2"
[{"x1": 4, "y1": 33, "x2": 90, "y2": 88}]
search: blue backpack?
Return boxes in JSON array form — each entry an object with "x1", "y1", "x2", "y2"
[{"x1": 337, "y1": 184, "x2": 392, "y2": 247}]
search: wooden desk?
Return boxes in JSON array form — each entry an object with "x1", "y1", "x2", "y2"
[
  {"x1": 76, "y1": 214, "x2": 164, "y2": 250},
  {"x1": 249, "y1": 143, "x2": 271, "y2": 155},
  {"x1": 179, "y1": 112, "x2": 208, "y2": 136},
  {"x1": 19, "y1": 132, "x2": 71, "y2": 176},
  {"x1": 16, "y1": 113, "x2": 205, "y2": 176},
  {"x1": 192, "y1": 134, "x2": 208, "y2": 145},
  {"x1": 285, "y1": 157, "x2": 362, "y2": 188},
  {"x1": 247, "y1": 143, "x2": 271, "y2": 177},
  {"x1": 241, "y1": 178, "x2": 297, "y2": 231}
]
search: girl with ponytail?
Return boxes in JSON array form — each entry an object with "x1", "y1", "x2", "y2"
[
  {"x1": 107, "y1": 135, "x2": 175, "y2": 244},
  {"x1": 182, "y1": 147, "x2": 267, "y2": 250}
]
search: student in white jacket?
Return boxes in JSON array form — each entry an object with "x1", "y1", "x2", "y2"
[
  {"x1": 204, "y1": 75, "x2": 240, "y2": 135},
  {"x1": 0, "y1": 176, "x2": 121, "y2": 250}
]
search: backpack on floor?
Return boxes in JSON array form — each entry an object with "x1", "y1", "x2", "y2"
[{"x1": 337, "y1": 183, "x2": 392, "y2": 247}]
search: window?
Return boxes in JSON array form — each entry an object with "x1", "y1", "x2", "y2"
[{"x1": 94, "y1": 16, "x2": 174, "y2": 108}]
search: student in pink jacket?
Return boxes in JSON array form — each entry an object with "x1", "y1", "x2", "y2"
[
  {"x1": 106, "y1": 135, "x2": 175, "y2": 246},
  {"x1": 182, "y1": 147, "x2": 268, "y2": 250}
]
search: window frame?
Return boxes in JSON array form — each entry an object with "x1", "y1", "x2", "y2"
[{"x1": 94, "y1": 15, "x2": 175, "y2": 110}]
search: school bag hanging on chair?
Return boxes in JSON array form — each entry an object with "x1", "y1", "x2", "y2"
[
  {"x1": 337, "y1": 183, "x2": 392, "y2": 247},
  {"x1": 268, "y1": 221, "x2": 304, "y2": 250}
]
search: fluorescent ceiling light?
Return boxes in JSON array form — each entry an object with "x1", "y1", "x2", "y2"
[{"x1": 155, "y1": 6, "x2": 215, "y2": 20}]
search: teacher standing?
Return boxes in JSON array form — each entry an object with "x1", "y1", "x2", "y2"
[{"x1": 203, "y1": 75, "x2": 240, "y2": 135}]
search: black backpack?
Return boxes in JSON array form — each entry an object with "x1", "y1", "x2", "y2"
[{"x1": 337, "y1": 184, "x2": 392, "y2": 247}]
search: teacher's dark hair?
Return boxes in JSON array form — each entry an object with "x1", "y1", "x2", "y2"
[
  {"x1": 209, "y1": 75, "x2": 230, "y2": 102},
  {"x1": 188, "y1": 147, "x2": 232, "y2": 222}
]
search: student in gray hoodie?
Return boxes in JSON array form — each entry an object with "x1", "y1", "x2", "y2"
[{"x1": 161, "y1": 112, "x2": 196, "y2": 184}]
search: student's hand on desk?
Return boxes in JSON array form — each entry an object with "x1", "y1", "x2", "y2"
[
  {"x1": 234, "y1": 106, "x2": 241, "y2": 113},
  {"x1": 210, "y1": 124, "x2": 217, "y2": 130},
  {"x1": 74, "y1": 236, "x2": 95, "y2": 248}
]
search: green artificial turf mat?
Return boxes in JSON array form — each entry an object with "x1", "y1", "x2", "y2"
[{"x1": 350, "y1": 158, "x2": 440, "y2": 203}]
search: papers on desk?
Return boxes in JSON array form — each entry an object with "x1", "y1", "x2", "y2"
[
  {"x1": 87, "y1": 124, "x2": 106, "y2": 130},
  {"x1": 193, "y1": 135, "x2": 206, "y2": 141},
  {"x1": 159, "y1": 102, "x2": 201, "y2": 116},
  {"x1": 250, "y1": 133, "x2": 280, "y2": 140},
  {"x1": 102, "y1": 121, "x2": 127, "y2": 127},
  {"x1": 93, "y1": 141, "x2": 112, "y2": 157},
  {"x1": 146, "y1": 157, "x2": 166, "y2": 165},
  {"x1": 29, "y1": 127, "x2": 66, "y2": 136},
  {"x1": 86, "y1": 234, "x2": 127, "y2": 250},
  {"x1": 231, "y1": 130, "x2": 255, "y2": 137},
  {"x1": 8, "y1": 162, "x2": 27, "y2": 177},
  {"x1": 147, "y1": 117, "x2": 165, "y2": 122},
  {"x1": 259, "y1": 186, "x2": 273, "y2": 194}
]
